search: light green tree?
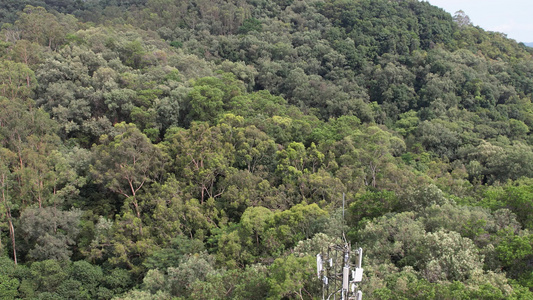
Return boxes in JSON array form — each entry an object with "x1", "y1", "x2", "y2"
[{"x1": 92, "y1": 122, "x2": 165, "y2": 236}]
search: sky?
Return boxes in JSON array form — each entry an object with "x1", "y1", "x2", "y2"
[{"x1": 425, "y1": 0, "x2": 533, "y2": 43}]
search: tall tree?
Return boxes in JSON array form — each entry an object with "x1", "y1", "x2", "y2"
[
  {"x1": 0, "y1": 150, "x2": 17, "y2": 264},
  {"x1": 91, "y1": 122, "x2": 165, "y2": 236},
  {"x1": 19, "y1": 207, "x2": 82, "y2": 261},
  {"x1": 165, "y1": 122, "x2": 234, "y2": 204},
  {"x1": 15, "y1": 5, "x2": 77, "y2": 50},
  {"x1": 0, "y1": 60, "x2": 35, "y2": 100},
  {"x1": 337, "y1": 125, "x2": 405, "y2": 188}
]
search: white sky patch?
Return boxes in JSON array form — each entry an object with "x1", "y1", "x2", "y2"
[{"x1": 425, "y1": 0, "x2": 533, "y2": 43}]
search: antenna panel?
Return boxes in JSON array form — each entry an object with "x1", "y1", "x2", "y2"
[
  {"x1": 316, "y1": 254, "x2": 322, "y2": 278},
  {"x1": 343, "y1": 267, "x2": 350, "y2": 290},
  {"x1": 353, "y1": 268, "x2": 363, "y2": 282},
  {"x1": 356, "y1": 290, "x2": 363, "y2": 300}
]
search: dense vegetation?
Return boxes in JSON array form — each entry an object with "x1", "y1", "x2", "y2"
[{"x1": 1, "y1": 0, "x2": 533, "y2": 298}]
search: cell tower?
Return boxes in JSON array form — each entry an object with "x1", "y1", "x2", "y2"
[{"x1": 316, "y1": 194, "x2": 364, "y2": 300}]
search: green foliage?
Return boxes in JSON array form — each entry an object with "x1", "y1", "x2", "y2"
[
  {"x1": 29, "y1": 260, "x2": 69, "y2": 293},
  {"x1": 267, "y1": 203, "x2": 328, "y2": 252},
  {"x1": 143, "y1": 235, "x2": 205, "y2": 271},
  {"x1": 0, "y1": 257, "x2": 19, "y2": 299},
  {"x1": 268, "y1": 254, "x2": 319, "y2": 300},
  {"x1": 0, "y1": 273, "x2": 19, "y2": 299},
  {"x1": 238, "y1": 18, "x2": 262, "y2": 34},
  {"x1": 166, "y1": 252, "x2": 216, "y2": 297},
  {"x1": 91, "y1": 122, "x2": 165, "y2": 236},
  {"x1": 496, "y1": 233, "x2": 533, "y2": 282},
  {"x1": 2, "y1": 0, "x2": 533, "y2": 298},
  {"x1": 357, "y1": 206, "x2": 533, "y2": 298},
  {"x1": 349, "y1": 190, "x2": 399, "y2": 228},
  {"x1": 19, "y1": 207, "x2": 82, "y2": 261},
  {"x1": 0, "y1": 60, "x2": 36, "y2": 100},
  {"x1": 14, "y1": 5, "x2": 78, "y2": 50},
  {"x1": 482, "y1": 182, "x2": 533, "y2": 229}
]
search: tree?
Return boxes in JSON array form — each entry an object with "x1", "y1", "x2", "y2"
[
  {"x1": 482, "y1": 183, "x2": 533, "y2": 230},
  {"x1": 217, "y1": 169, "x2": 273, "y2": 220},
  {"x1": 28, "y1": 259, "x2": 69, "y2": 293},
  {"x1": 266, "y1": 203, "x2": 328, "y2": 252},
  {"x1": 15, "y1": 5, "x2": 77, "y2": 50},
  {"x1": 0, "y1": 154, "x2": 17, "y2": 264},
  {"x1": 232, "y1": 264, "x2": 270, "y2": 300},
  {"x1": 416, "y1": 120, "x2": 461, "y2": 159},
  {"x1": 268, "y1": 254, "x2": 319, "y2": 300},
  {"x1": 415, "y1": 230, "x2": 483, "y2": 282},
  {"x1": 0, "y1": 60, "x2": 36, "y2": 100},
  {"x1": 233, "y1": 124, "x2": 276, "y2": 173},
  {"x1": 167, "y1": 252, "x2": 217, "y2": 297},
  {"x1": 337, "y1": 125, "x2": 405, "y2": 188},
  {"x1": 453, "y1": 10, "x2": 471, "y2": 28},
  {"x1": 19, "y1": 207, "x2": 82, "y2": 261},
  {"x1": 164, "y1": 122, "x2": 234, "y2": 204},
  {"x1": 240, "y1": 206, "x2": 273, "y2": 252},
  {"x1": 0, "y1": 273, "x2": 18, "y2": 299},
  {"x1": 496, "y1": 233, "x2": 533, "y2": 285},
  {"x1": 6, "y1": 40, "x2": 43, "y2": 67},
  {"x1": 91, "y1": 122, "x2": 165, "y2": 236},
  {"x1": 0, "y1": 255, "x2": 19, "y2": 299},
  {"x1": 349, "y1": 190, "x2": 400, "y2": 229},
  {"x1": 0, "y1": 94, "x2": 83, "y2": 209}
]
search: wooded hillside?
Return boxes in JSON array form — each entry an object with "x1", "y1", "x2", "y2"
[{"x1": 1, "y1": 0, "x2": 533, "y2": 299}]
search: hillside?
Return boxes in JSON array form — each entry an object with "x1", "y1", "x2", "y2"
[{"x1": 1, "y1": 0, "x2": 533, "y2": 299}]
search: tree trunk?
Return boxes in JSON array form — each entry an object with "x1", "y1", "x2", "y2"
[
  {"x1": 1, "y1": 174, "x2": 17, "y2": 264},
  {"x1": 201, "y1": 185, "x2": 205, "y2": 205},
  {"x1": 8, "y1": 211, "x2": 17, "y2": 265},
  {"x1": 132, "y1": 196, "x2": 143, "y2": 236}
]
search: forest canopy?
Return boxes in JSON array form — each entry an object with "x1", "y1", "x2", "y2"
[{"x1": 1, "y1": 0, "x2": 533, "y2": 299}]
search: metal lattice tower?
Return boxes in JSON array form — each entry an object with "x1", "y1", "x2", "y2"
[{"x1": 316, "y1": 194, "x2": 363, "y2": 300}]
